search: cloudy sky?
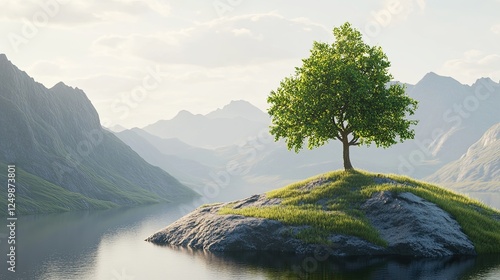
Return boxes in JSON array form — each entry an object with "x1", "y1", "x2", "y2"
[{"x1": 1, "y1": 0, "x2": 499, "y2": 128}]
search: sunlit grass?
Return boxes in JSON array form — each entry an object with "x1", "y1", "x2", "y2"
[{"x1": 218, "y1": 169, "x2": 500, "y2": 253}]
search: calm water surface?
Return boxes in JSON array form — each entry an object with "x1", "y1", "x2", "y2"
[{"x1": 0, "y1": 199, "x2": 499, "y2": 280}]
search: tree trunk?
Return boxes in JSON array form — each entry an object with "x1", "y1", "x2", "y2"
[{"x1": 342, "y1": 140, "x2": 354, "y2": 171}]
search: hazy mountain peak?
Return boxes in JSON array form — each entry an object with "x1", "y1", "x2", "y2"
[
  {"x1": 426, "y1": 122, "x2": 500, "y2": 186},
  {"x1": 472, "y1": 77, "x2": 499, "y2": 88},
  {"x1": 0, "y1": 53, "x2": 24, "y2": 78},
  {"x1": 51, "y1": 81, "x2": 71, "y2": 90},
  {"x1": 178, "y1": 109, "x2": 193, "y2": 115},
  {"x1": 206, "y1": 99, "x2": 269, "y2": 123},
  {"x1": 227, "y1": 99, "x2": 254, "y2": 107},
  {"x1": 50, "y1": 82, "x2": 87, "y2": 97},
  {"x1": 468, "y1": 123, "x2": 499, "y2": 152},
  {"x1": 423, "y1": 71, "x2": 439, "y2": 79},
  {"x1": 173, "y1": 109, "x2": 199, "y2": 120},
  {"x1": 417, "y1": 72, "x2": 462, "y2": 87},
  {"x1": 476, "y1": 77, "x2": 494, "y2": 83},
  {"x1": 143, "y1": 99, "x2": 270, "y2": 148}
]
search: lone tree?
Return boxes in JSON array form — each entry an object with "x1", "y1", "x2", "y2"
[{"x1": 267, "y1": 22, "x2": 418, "y2": 171}]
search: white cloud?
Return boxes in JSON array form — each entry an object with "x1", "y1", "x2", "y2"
[
  {"x1": 92, "y1": 13, "x2": 330, "y2": 67},
  {"x1": 231, "y1": 28, "x2": 252, "y2": 36},
  {"x1": 373, "y1": 0, "x2": 426, "y2": 22},
  {"x1": 0, "y1": 0, "x2": 171, "y2": 26},
  {"x1": 92, "y1": 35, "x2": 128, "y2": 49},
  {"x1": 440, "y1": 50, "x2": 500, "y2": 84}
]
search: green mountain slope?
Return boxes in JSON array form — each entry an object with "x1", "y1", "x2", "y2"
[
  {"x1": 0, "y1": 54, "x2": 196, "y2": 215},
  {"x1": 0, "y1": 162, "x2": 117, "y2": 214}
]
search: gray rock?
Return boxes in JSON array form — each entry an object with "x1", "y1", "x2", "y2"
[
  {"x1": 361, "y1": 191, "x2": 476, "y2": 257},
  {"x1": 147, "y1": 191, "x2": 477, "y2": 257},
  {"x1": 148, "y1": 195, "x2": 310, "y2": 253},
  {"x1": 146, "y1": 202, "x2": 306, "y2": 253},
  {"x1": 231, "y1": 194, "x2": 282, "y2": 209}
]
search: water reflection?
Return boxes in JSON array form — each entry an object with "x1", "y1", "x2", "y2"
[
  {"x1": 0, "y1": 199, "x2": 499, "y2": 280},
  {"x1": 0, "y1": 202, "x2": 191, "y2": 280},
  {"x1": 163, "y1": 245, "x2": 500, "y2": 280}
]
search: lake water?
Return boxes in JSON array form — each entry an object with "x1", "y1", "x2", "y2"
[{"x1": 1, "y1": 199, "x2": 499, "y2": 280}]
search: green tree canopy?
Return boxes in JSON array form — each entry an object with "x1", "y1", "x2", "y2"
[{"x1": 267, "y1": 22, "x2": 418, "y2": 170}]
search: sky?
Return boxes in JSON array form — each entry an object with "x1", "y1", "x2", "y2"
[{"x1": 1, "y1": 0, "x2": 499, "y2": 128}]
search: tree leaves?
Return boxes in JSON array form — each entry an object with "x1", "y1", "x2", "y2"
[{"x1": 267, "y1": 22, "x2": 418, "y2": 169}]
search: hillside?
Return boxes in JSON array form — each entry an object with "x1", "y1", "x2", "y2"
[
  {"x1": 425, "y1": 122, "x2": 500, "y2": 192},
  {"x1": 0, "y1": 54, "x2": 196, "y2": 215},
  {"x1": 147, "y1": 170, "x2": 500, "y2": 256}
]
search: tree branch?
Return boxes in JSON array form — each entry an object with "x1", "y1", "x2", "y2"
[
  {"x1": 331, "y1": 116, "x2": 343, "y2": 141},
  {"x1": 349, "y1": 136, "x2": 359, "y2": 146}
]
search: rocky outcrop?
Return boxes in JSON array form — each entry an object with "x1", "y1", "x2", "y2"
[
  {"x1": 146, "y1": 192, "x2": 476, "y2": 257},
  {"x1": 147, "y1": 194, "x2": 384, "y2": 255},
  {"x1": 361, "y1": 191, "x2": 475, "y2": 257}
]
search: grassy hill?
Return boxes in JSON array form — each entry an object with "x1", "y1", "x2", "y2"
[
  {"x1": 220, "y1": 170, "x2": 500, "y2": 254},
  {"x1": 0, "y1": 162, "x2": 118, "y2": 215}
]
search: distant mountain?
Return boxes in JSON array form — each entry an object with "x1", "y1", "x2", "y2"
[
  {"x1": 0, "y1": 54, "x2": 196, "y2": 215},
  {"x1": 114, "y1": 127, "x2": 299, "y2": 198},
  {"x1": 246, "y1": 73, "x2": 500, "y2": 179},
  {"x1": 114, "y1": 128, "x2": 213, "y2": 187},
  {"x1": 425, "y1": 122, "x2": 500, "y2": 192},
  {"x1": 142, "y1": 101, "x2": 269, "y2": 148},
  {"x1": 126, "y1": 128, "x2": 224, "y2": 167},
  {"x1": 112, "y1": 72, "x2": 500, "y2": 206},
  {"x1": 405, "y1": 73, "x2": 500, "y2": 166},
  {"x1": 206, "y1": 100, "x2": 269, "y2": 123},
  {"x1": 140, "y1": 73, "x2": 499, "y2": 178},
  {"x1": 106, "y1": 124, "x2": 127, "y2": 132},
  {"x1": 358, "y1": 72, "x2": 500, "y2": 178}
]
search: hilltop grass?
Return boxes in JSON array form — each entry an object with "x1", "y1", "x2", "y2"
[{"x1": 218, "y1": 170, "x2": 500, "y2": 253}]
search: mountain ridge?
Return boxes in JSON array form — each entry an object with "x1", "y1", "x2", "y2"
[
  {"x1": 142, "y1": 101, "x2": 269, "y2": 148},
  {"x1": 425, "y1": 122, "x2": 500, "y2": 192},
  {"x1": 0, "y1": 54, "x2": 196, "y2": 215},
  {"x1": 206, "y1": 100, "x2": 270, "y2": 123}
]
